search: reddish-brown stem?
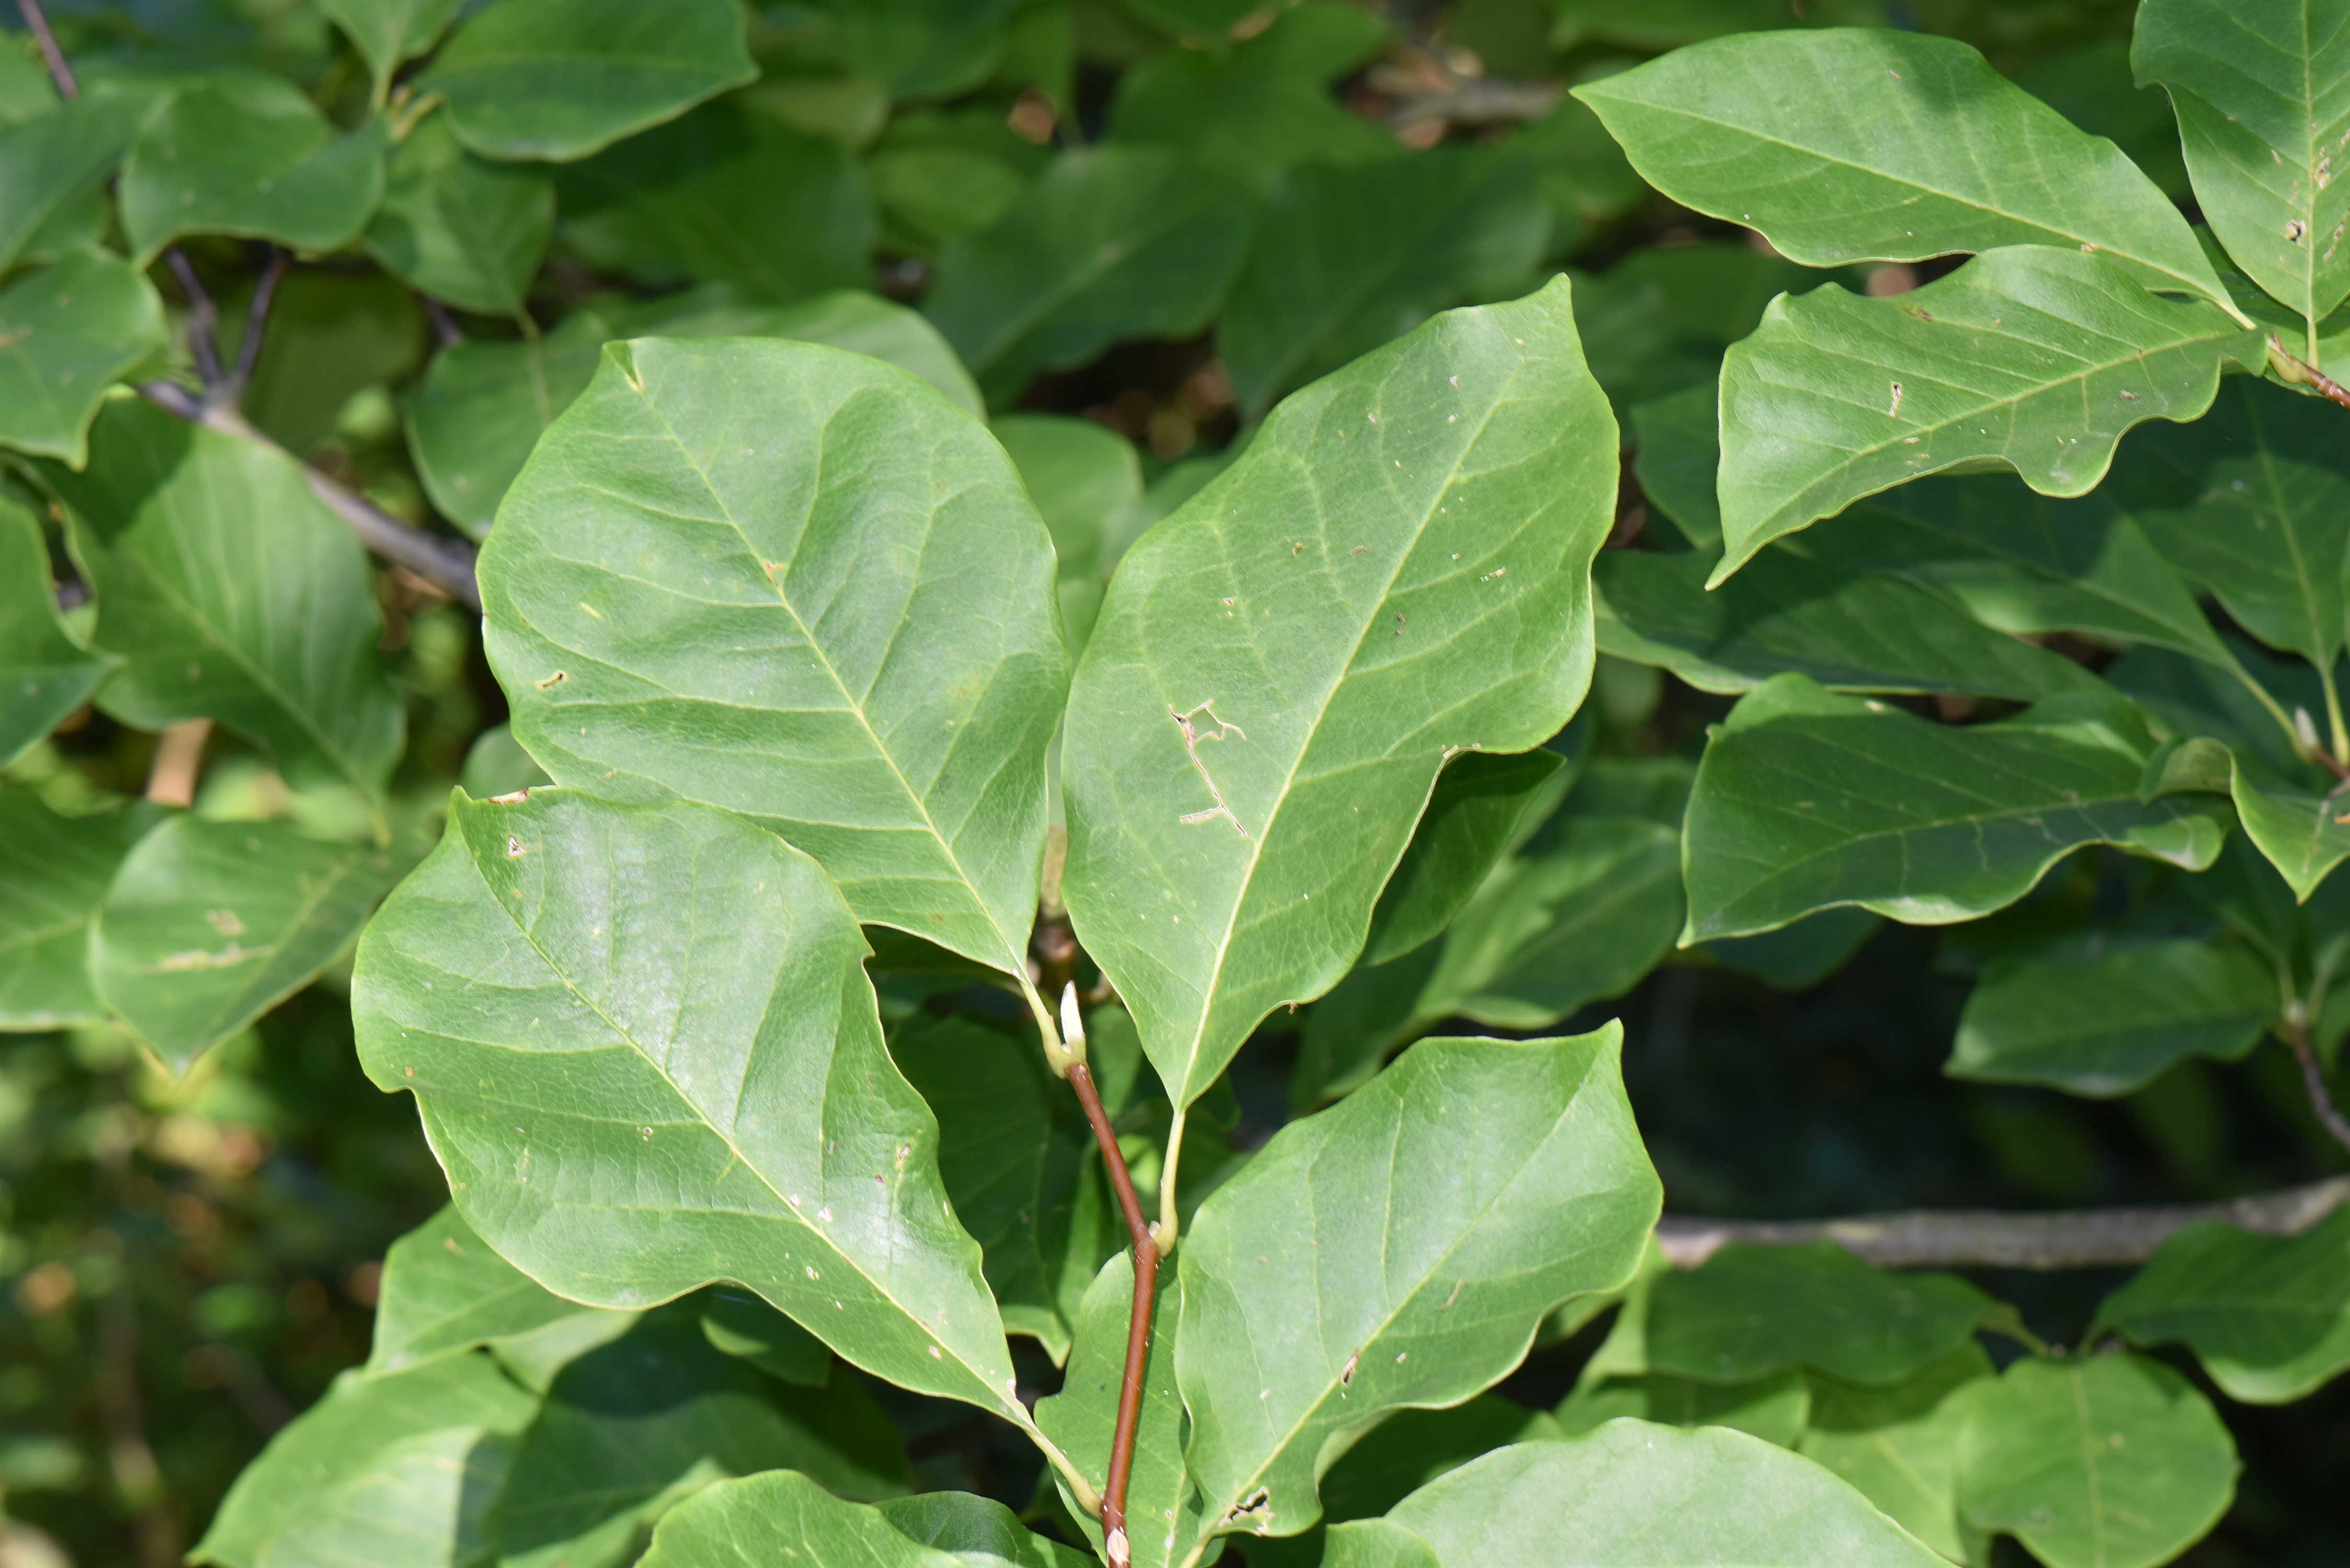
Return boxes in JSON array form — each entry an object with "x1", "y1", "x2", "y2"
[
  {"x1": 2271, "y1": 337, "x2": 2350, "y2": 411},
  {"x1": 1066, "y1": 1060, "x2": 1158, "y2": 1568},
  {"x1": 16, "y1": 0, "x2": 77, "y2": 98}
]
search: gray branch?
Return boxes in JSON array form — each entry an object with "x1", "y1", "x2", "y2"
[{"x1": 1657, "y1": 1175, "x2": 2350, "y2": 1270}]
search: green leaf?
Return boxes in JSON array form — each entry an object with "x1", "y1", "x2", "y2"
[
  {"x1": 873, "y1": 1493, "x2": 1094, "y2": 1568},
  {"x1": 1360, "y1": 747, "x2": 1569, "y2": 968},
  {"x1": 366, "y1": 1203, "x2": 627, "y2": 1377},
  {"x1": 2134, "y1": 0, "x2": 2350, "y2": 330},
  {"x1": 1629, "y1": 384, "x2": 1722, "y2": 552},
  {"x1": 892, "y1": 1015, "x2": 1114, "y2": 1363},
  {"x1": 1574, "y1": 30, "x2": 2227, "y2": 304},
  {"x1": 0, "y1": 793, "x2": 149, "y2": 1030},
  {"x1": 490, "y1": 1312, "x2": 909, "y2": 1568},
  {"x1": 1596, "y1": 546, "x2": 2104, "y2": 701},
  {"x1": 0, "y1": 92, "x2": 145, "y2": 276},
  {"x1": 352, "y1": 791, "x2": 1032, "y2": 1422},
  {"x1": 91, "y1": 814, "x2": 412, "y2": 1071},
  {"x1": 318, "y1": 0, "x2": 464, "y2": 100},
  {"x1": 1320, "y1": 1396, "x2": 1563, "y2": 1525},
  {"x1": 481, "y1": 338, "x2": 1065, "y2": 976},
  {"x1": 191, "y1": 1353, "x2": 537, "y2": 1568},
  {"x1": 1036, "y1": 1258, "x2": 1197, "y2": 1568},
  {"x1": 0, "y1": 251, "x2": 169, "y2": 466},
  {"x1": 2227, "y1": 753, "x2": 2350, "y2": 900},
  {"x1": 701, "y1": 1290, "x2": 831, "y2": 1387},
  {"x1": 119, "y1": 80, "x2": 389, "y2": 262},
  {"x1": 639, "y1": 1470, "x2": 957, "y2": 1568},
  {"x1": 1557, "y1": 1368, "x2": 1810, "y2": 1447},
  {"x1": 365, "y1": 107, "x2": 554, "y2": 318},
  {"x1": 1177, "y1": 1027, "x2": 1660, "y2": 1547},
  {"x1": 1218, "y1": 149, "x2": 1549, "y2": 418},
  {"x1": 0, "y1": 499, "x2": 116, "y2": 764},
  {"x1": 1061, "y1": 278, "x2": 1618, "y2": 1106},
  {"x1": 47, "y1": 400, "x2": 406, "y2": 799},
  {"x1": 1948, "y1": 937, "x2": 2277, "y2": 1096},
  {"x1": 555, "y1": 103, "x2": 874, "y2": 300},
  {"x1": 1798, "y1": 1344, "x2": 1996, "y2": 1566},
  {"x1": 1711, "y1": 247, "x2": 2263, "y2": 581},
  {"x1": 1697, "y1": 907, "x2": 1882, "y2": 991},
  {"x1": 418, "y1": 0, "x2": 756, "y2": 163},
  {"x1": 1681, "y1": 675, "x2": 2233, "y2": 941},
  {"x1": 406, "y1": 306, "x2": 611, "y2": 538},
  {"x1": 1956, "y1": 1353, "x2": 2238, "y2": 1568},
  {"x1": 1331, "y1": 1423, "x2": 1949, "y2": 1567},
  {"x1": 924, "y1": 146, "x2": 1253, "y2": 407},
  {"x1": 2093, "y1": 1205, "x2": 2350, "y2": 1403},
  {"x1": 1645, "y1": 1242, "x2": 1998, "y2": 1385},
  {"x1": 992, "y1": 412, "x2": 1141, "y2": 652}
]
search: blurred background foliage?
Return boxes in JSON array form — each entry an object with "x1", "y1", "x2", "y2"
[{"x1": 2, "y1": 0, "x2": 2346, "y2": 1564}]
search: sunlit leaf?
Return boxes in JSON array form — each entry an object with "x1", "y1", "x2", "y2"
[
  {"x1": 0, "y1": 251, "x2": 169, "y2": 467},
  {"x1": 119, "y1": 79, "x2": 388, "y2": 262},
  {"x1": 1798, "y1": 1345, "x2": 1996, "y2": 1566},
  {"x1": 1036, "y1": 1258, "x2": 1197, "y2": 1568},
  {"x1": 365, "y1": 107, "x2": 553, "y2": 319},
  {"x1": 366, "y1": 1204, "x2": 628, "y2": 1377},
  {"x1": 0, "y1": 91, "x2": 146, "y2": 275},
  {"x1": 638, "y1": 1470, "x2": 957, "y2": 1568},
  {"x1": 2094, "y1": 1206, "x2": 2350, "y2": 1404},
  {"x1": 319, "y1": 0, "x2": 465, "y2": 101}
]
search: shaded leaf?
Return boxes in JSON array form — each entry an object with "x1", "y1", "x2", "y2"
[
  {"x1": 119, "y1": 79, "x2": 388, "y2": 262},
  {"x1": 2094, "y1": 1206, "x2": 2350, "y2": 1403},
  {"x1": 0, "y1": 498, "x2": 117, "y2": 764},
  {"x1": 0, "y1": 91, "x2": 146, "y2": 276},
  {"x1": 1681, "y1": 675, "x2": 2232, "y2": 941},
  {"x1": 2228, "y1": 753, "x2": 2350, "y2": 901},
  {"x1": 1219, "y1": 149, "x2": 1548, "y2": 417},
  {"x1": 365, "y1": 107, "x2": 554, "y2": 318},
  {"x1": 352, "y1": 791, "x2": 1032, "y2": 1422},
  {"x1": 93, "y1": 814, "x2": 412, "y2": 1070},
  {"x1": 1557, "y1": 1367, "x2": 1810, "y2": 1447},
  {"x1": 924, "y1": 146, "x2": 1253, "y2": 407},
  {"x1": 1799, "y1": 1344, "x2": 1996, "y2": 1566},
  {"x1": 1331, "y1": 1423, "x2": 1948, "y2": 1567},
  {"x1": 419, "y1": 0, "x2": 756, "y2": 163},
  {"x1": 1596, "y1": 546, "x2": 2103, "y2": 700},
  {"x1": 1320, "y1": 1396, "x2": 1563, "y2": 1524},
  {"x1": 0, "y1": 250, "x2": 169, "y2": 467},
  {"x1": 1948, "y1": 937, "x2": 2276, "y2": 1096},
  {"x1": 873, "y1": 1492, "x2": 1095, "y2": 1568},
  {"x1": 1956, "y1": 1354, "x2": 2238, "y2": 1568},
  {"x1": 1712, "y1": 247, "x2": 2262, "y2": 581},
  {"x1": 1035, "y1": 1258, "x2": 1197, "y2": 1568},
  {"x1": 1360, "y1": 747, "x2": 1568, "y2": 968},
  {"x1": 406, "y1": 305, "x2": 610, "y2": 538},
  {"x1": 2134, "y1": 0, "x2": 2350, "y2": 329},
  {"x1": 1646, "y1": 1243, "x2": 1998, "y2": 1386},
  {"x1": 47, "y1": 400, "x2": 406, "y2": 798},
  {"x1": 366, "y1": 1204, "x2": 628, "y2": 1377},
  {"x1": 1177, "y1": 1027, "x2": 1660, "y2": 1547},
  {"x1": 481, "y1": 339, "x2": 1065, "y2": 974},
  {"x1": 1697, "y1": 907, "x2": 1882, "y2": 992},
  {"x1": 0, "y1": 793, "x2": 149, "y2": 1030},
  {"x1": 639, "y1": 1470, "x2": 956, "y2": 1568},
  {"x1": 614, "y1": 285, "x2": 982, "y2": 419},
  {"x1": 319, "y1": 0, "x2": 465, "y2": 100},
  {"x1": 1575, "y1": 30, "x2": 2226, "y2": 302},
  {"x1": 701, "y1": 1290, "x2": 831, "y2": 1387},
  {"x1": 1061, "y1": 278, "x2": 1617, "y2": 1106},
  {"x1": 1629, "y1": 383, "x2": 1721, "y2": 552},
  {"x1": 993, "y1": 412, "x2": 1141, "y2": 654}
]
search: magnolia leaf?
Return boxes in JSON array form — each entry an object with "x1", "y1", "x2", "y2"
[
  {"x1": 365, "y1": 107, "x2": 554, "y2": 318},
  {"x1": 351, "y1": 791, "x2": 1032, "y2": 1423},
  {"x1": 1333, "y1": 1423, "x2": 1949, "y2": 1567},
  {"x1": 702, "y1": 1290, "x2": 831, "y2": 1387},
  {"x1": 1177, "y1": 1028, "x2": 1659, "y2": 1547},
  {"x1": 0, "y1": 250, "x2": 168, "y2": 466},
  {"x1": 48, "y1": 401, "x2": 405, "y2": 799},
  {"x1": 366, "y1": 1204, "x2": 628, "y2": 1377},
  {"x1": 1948, "y1": 938, "x2": 2276, "y2": 1096},
  {"x1": 556, "y1": 104, "x2": 874, "y2": 301},
  {"x1": 419, "y1": 0, "x2": 756, "y2": 163},
  {"x1": 1956, "y1": 1354, "x2": 2238, "y2": 1568},
  {"x1": 1360, "y1": 747, "x2": 1569, "y2": 969},
  {"x1": 615, "y1": 286, "x2": 982, "y2": 420},
  {"x1": 2134, "y1": 0, "x2": 2350, "y2": 329},
  {"x1": 319, "y1": 0, "x2": 465, "y2": 99},
  {"x1": 191, "y1": 1353, "x2": 537, "y2": 1568},
  {"x1": 0, "y1": 499, "x2": 117, "y2": 763},
  {"x1": 2228, "y1": 755, "x2": 2350, "y2": 901},
  {"x1": 1629, "y1": 383, "x2": 1722, "y2": 552},
  {"x1": 639, "y1": 1470, "x2": 958, "y2": 1568},
  {"x1": 1799, "y1": 1344, "x2": 1997, "y2": 1566},
  {"x1": 1035, "y1": 1258, "x2": 1199, "y2": 1568},
  {"x1": 406, "y1": 306, "x2": 610, "y2": 538},
  {"x1": 489, "y1": 1313, "x2": 909, "y2": 1568},
  {"x1": 1320, "y1": 1396, "x2": 1563, "y2": 1525},
  {"x1": 481, "y1": 339, "x2": 1065, "y2": 975},
  {"x1": 892, "y1": 1015, "x2": 1115, "y2": 1362},
  {"x1": 924, "y1": 146, "x2": 1253, "y2": 406},
  {"x1": 1061, "y1": 278, "x2": 1618, "y2": 1106},
  {"x1": 119, "y1": 80, "x2": 389, "y2": 262},
  {"x1": 1556, "y1": 1368, "x2": 1810, "y2": 1447},
  {"x1": 1712, "y1": 246, "x2": 2262, "y2": 581},
  {"x1": 2093, "y1": 1206, "x2": 2350, "y2": 1404},
  {"x1": 993, "y1": 412, "x2": 1143, "y2": 653},
  {"x1": 1218, "y1": 148, "x2": 1549, "y2": 417},
  {"x1": 91, "y1": 815, "x2": 413, "y2": 1071},
  {"x1": 1681, "y1": 676, "x2": 2232, "y2": 941},
  {"x1": 1575, "y1": 30, "x2": 2226, "y2": 303},
  {"x1": 874, "y1": 1492, "x2": 1095, "y2": 1568},
  {"x1": 0, "y1": 91, "x2": 146, "y2": 276},
  {"x1": 1596, "y1": 546, "x2": 2103, "y2": 700},
  {"x1": 1699, "y1": 907, "x2": 1883, "y2": 991},
  {"x1": 1645, "y1": 1243, "x2": 1998, "y2": 1386},
  {"x1": 0, "y1": 793, "x2": 150, "y2": 1030}
]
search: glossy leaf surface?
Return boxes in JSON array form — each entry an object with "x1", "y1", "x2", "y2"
[
  {"x1": 0, "y1": 499, "x2": 116, "y2": 764},
  {"x1": 1062, "y1": 279, "x2": 1618, "y2": 1106},
  {"x1": 481, "y1": 338, "x2": 1065, "y2": 975},
  {"x1": 1177, "y1": 1028, "x2": 1659, "y2": 1546},
  {"x1": 2094, "y1": 1207, "x2": 2350, "y2": 1403},
  {"x1": 351, "y1": 791, "x2": 1028, "y2": 1420},
  {"x1": 119, "y1": 80, "x2": 388, "y2": 262},
  {"x1": 365, "y1": 108, "x2": 554, "y2": 318},
  {"x1": 0, "y1": 250, "x2": 168, "y2": 466}
]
